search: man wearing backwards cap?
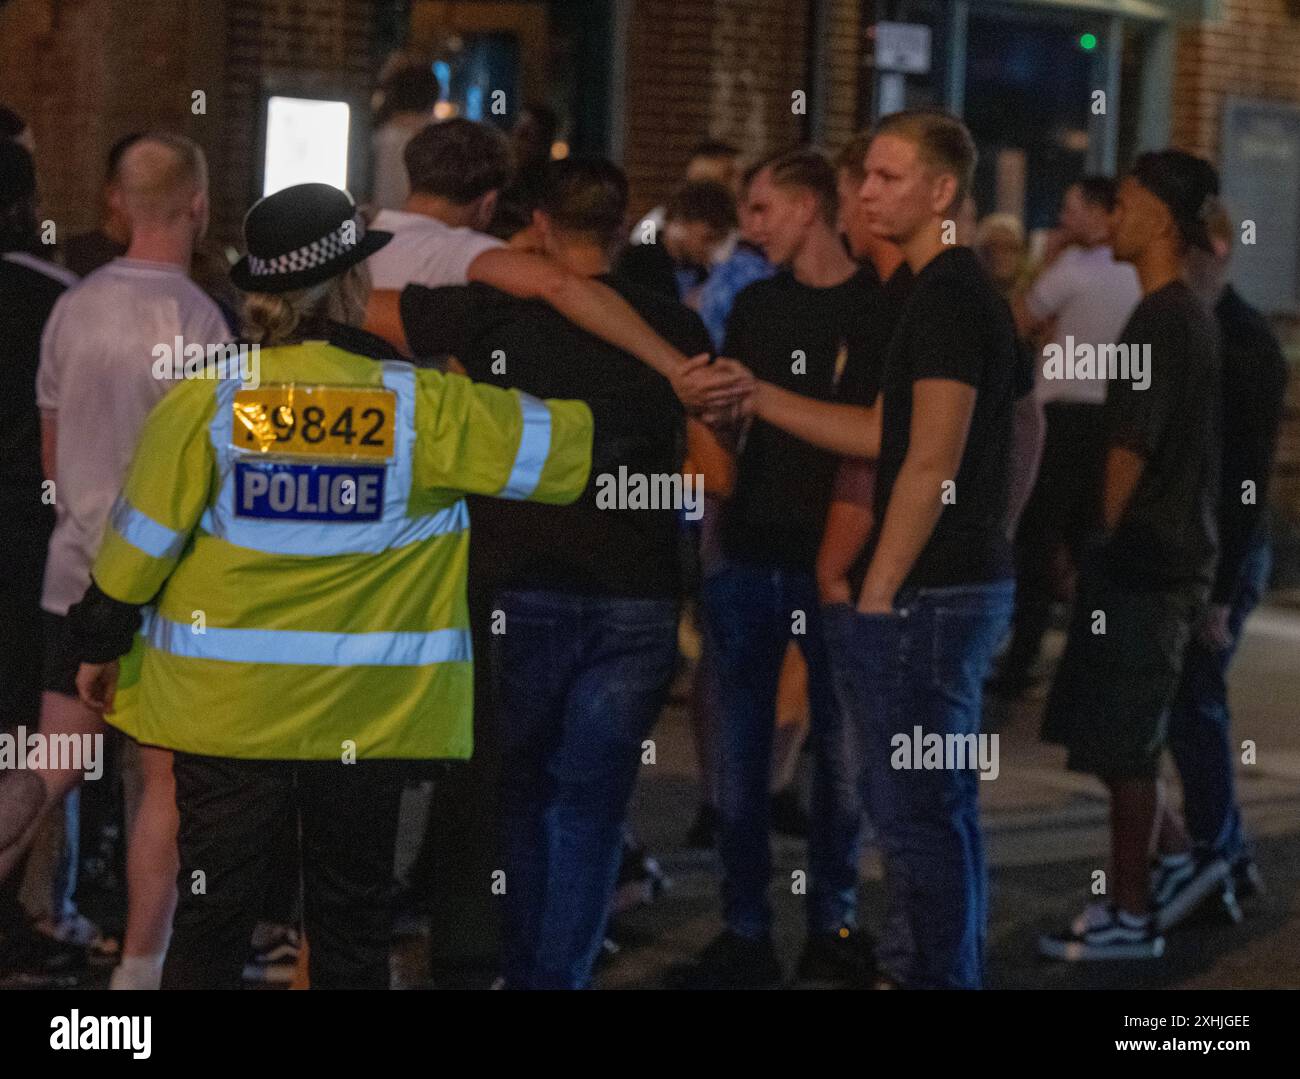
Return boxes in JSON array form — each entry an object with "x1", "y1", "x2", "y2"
[
  {"x1": 1040, "y1": 150, "x2": 1224, "y2": 962},
  {"x1": 60, "y1": 181, "x2": 626, "y2": 988}
]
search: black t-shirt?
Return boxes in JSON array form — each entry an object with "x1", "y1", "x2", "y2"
[
  {"x1": 400, "y1": 273, "x2": 709, "y2": 597},
  {"x1": 1212, "y1": 285, "x2": 1289, "y2": 601},
  {"x1": 0, "y1": 255, "x2": 70, "y2": 518},
  {"x1": 1101, "y1": 280, "x2": 1221, "y2": 590},
  {"x1": 719, "y1": 267, "x2": 894, "y2": 570},
  {"x1": 614, "y1": 241, "x2": 683, "y2": 302},
  {"x1": 864, "y1": 247, "x2": 1017, "y2": 588}
]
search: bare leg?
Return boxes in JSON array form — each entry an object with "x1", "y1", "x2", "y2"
[
  {"x1": 0, "y1": 692, "x2": 105, "y2": 881},
  {"x1": 121, "y1": 744, "x2": 178, "y2": 959},
  {"x1": 1108, "y1": 776, "x2": 1159, "y2": 916}
]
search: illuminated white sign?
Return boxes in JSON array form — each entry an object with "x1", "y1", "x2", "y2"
[{"x1": 263, "y1": 96, "x2": 350, "y2": 196}]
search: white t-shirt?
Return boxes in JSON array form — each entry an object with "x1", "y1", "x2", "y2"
[
  {"x1": 1026, "y1": 244, "x2": 1141, "y2": 406},
  {"x1": 370, "y1": 115, "x2": 428, "y2": 212},
  {"x1": 37, "y1": 258, "x2": 231, "y2": 614},
  {"x1": 366, "y1": 209, "x2": 504, "y2": 291}
]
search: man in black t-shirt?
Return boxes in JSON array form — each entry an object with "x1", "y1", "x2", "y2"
[
  {"x1": 400, "y1": 159, "x2": 708, "y2": 989},
  {"x1": 719, "y1": 113, "x2": 1018, "y2": 989},
  {"x1": 672, "y1": 149, "x2": 892, "y2": 990},
  {"x1": 1040, "y1": 151, "x2": 1224, "y2": 963},
  {"x1": 1156, "y1": 198, "x2": 1288, "y2": 925}
]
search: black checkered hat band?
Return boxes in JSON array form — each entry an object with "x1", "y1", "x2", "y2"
[{"x1": 247, "y1": 217, "x2": 363, "y2": 277}]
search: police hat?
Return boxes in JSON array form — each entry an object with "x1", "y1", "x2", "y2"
[{"x1": 230, "y1": 183, "x2": 391, "y2": 293}]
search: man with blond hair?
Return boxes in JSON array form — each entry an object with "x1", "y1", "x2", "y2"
[{"x1": 722, "y1": 111, "x2": 1018, "y2": 987}]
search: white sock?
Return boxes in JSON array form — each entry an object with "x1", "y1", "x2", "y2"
[{"x1": 110, "y1": 953, "x2": 166, "y2": 990}]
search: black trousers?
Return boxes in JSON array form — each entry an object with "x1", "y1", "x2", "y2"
[
  {"x1": 1002, "y1": 401, "x2": 1105, "y2": 679},
  {"x1": 162, "y1": 753, "x2": 404, "y2": 990}
]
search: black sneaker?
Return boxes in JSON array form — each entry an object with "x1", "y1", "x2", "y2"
[
  {"x1": 667, "y1": 930, "x2": 782, "y2": 989},
  {"x1": 684, "y1": 803, "x2": 719, "y2": 850},
  {"x1": 1153, "y1": 854, "x2": 1230, "y2": 933},
  {"x1": 796, "y1": 926, "x2": 876, "y2": 986},
  {"x1": 0, "y1": 920, "x2": 87, "y2": 987},
  {"x1": 770, "y1": 788, "x2": 809, "y2": 839},
  {"x1": 1038, "y1": 903, "x2": 1165, "y2": 961}
]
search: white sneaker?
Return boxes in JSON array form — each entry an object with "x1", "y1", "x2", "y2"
[
  {"x1": 1039, "y1": 902, "x2": 1165, "y2": 961},
  {"x1": 1154, "y1": 855, "x2": 1231, "y2": 932}
]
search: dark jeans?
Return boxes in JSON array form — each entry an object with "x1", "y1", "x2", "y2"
[
  {"x1": 823, "y1": 580, "x2": 1014, "y2": 989},
  {"x1": 700, "y1": 561, "x2": 863, "y2": 938},
  {"x1": 493, "y1": 589, "x2": 678, "y2": 989},
  {"x1": 1168, "y1": 538, "x2": 1271, "y2": 863},
  {"x1": 1003, "y1": 402, "x2": 1104, "y2": 679},
  {"x1": 162, "y1": 753, "x2": 404, "y2": 990}
]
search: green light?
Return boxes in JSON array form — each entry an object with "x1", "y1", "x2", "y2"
[{"x1": 1079, "y1": 32, "x2": 1098, "y2": 50}]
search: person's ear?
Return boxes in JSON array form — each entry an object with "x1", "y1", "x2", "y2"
[
  {"x1": 476, "y1": 189, "x2": 499, "y2": 229},
  {"x1": 931, "y1": 173, "x2": 959, "y2": 219},
  {"x1": 191, "y1": 189, "x2": 210, "y2": 239}
]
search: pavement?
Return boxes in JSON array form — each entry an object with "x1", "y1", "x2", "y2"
[
  {"x1": 598, "y1": 603, "x2": 1300, "y2": 989},
  {"x1": 11, "y1": 603, "x2": 1298, "y2": 991}
]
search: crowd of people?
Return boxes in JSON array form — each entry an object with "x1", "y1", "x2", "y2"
[{"x1": 0, "y1": 81, "x2": 1288, "y2": 990}]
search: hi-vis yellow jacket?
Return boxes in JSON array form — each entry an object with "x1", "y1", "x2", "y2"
[{"x1": 91, "y1": 336, "x2": 592, "y2": 760}]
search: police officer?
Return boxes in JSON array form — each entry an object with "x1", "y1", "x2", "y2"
[{"x1": 64, "y1": 183, "x2": 596, "y2": 989}]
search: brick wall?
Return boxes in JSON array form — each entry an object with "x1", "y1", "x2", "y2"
[
  {"x1": 216, "y1": 0, "x2": 377, "y2": 247},
  {"x1": 1172, "y1": 0, "x2": 1300, "y2": 547},
  {"x1": 1172, "y1": 0, "x2": 1300, "y2": 158},
  {"x1": 0, "y1": 0, "x2": 225, "y2": 242},
  {"x1": 622, "y1": 0, "x2": 811, "y2": 220},
  {"x1": 0, "y1": 0, "x2": 377, "y2": 251}
]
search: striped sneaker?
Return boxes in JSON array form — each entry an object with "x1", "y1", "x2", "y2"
[
  {"x1": 1153, "y1": 854, "x2": 1230, "y2": 932},
  {"x1": 1038, "y1": 902, "x2": 1165, "y2": 961}
]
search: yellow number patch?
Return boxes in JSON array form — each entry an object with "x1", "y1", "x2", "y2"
[{"x1": 233, "y1": 385, "x2": 396, "y2": 459}]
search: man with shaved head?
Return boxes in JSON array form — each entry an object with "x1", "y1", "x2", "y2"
[{"x1": 0, "y1": 132, "x2": 230, "y2": 989}]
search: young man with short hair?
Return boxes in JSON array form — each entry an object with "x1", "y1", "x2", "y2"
[
  {"x1": 1039, "y1": 151, "x2": 1223, "y2": 961},
  {"x1": 674, "y1": 148, "x2": 897, "y2": 989},
  {"x1": 364, "y1": 120, "x2": 744, "y2": 415},
  {"x1": 398, "y1": 158, "x2": 710, "y2": 988},
  {"x1": 719, "y1": 111, "x2": 1019, "y2": 988},
  {"x1": 616, "y1": 180, "x2": 738, "y2": 302},
  {"x1": 1154, "y1": 199, "x2": 1288, "y2": 922}
]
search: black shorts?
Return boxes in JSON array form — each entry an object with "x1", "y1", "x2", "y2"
[
  {"x1": 41, "y1": 610, "x2": 80, "y2": 699},
  {"x1": 1041, "y1": 572, "x2": 1204, "y2": 781}
]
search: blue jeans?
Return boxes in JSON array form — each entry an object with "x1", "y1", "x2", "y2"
[
  {"x1": 700, "y1": 561, "x2": 864, "y2": 938},
  {"x1": 492, "y1": 589, "x2": 679, "y2": 989},
  {"x1": 1167, "y1": 538, "x2": 1271, "y2": 863},
  {"x1": 822, "y1": 580, "x2": 1014, "y2": 990}
]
